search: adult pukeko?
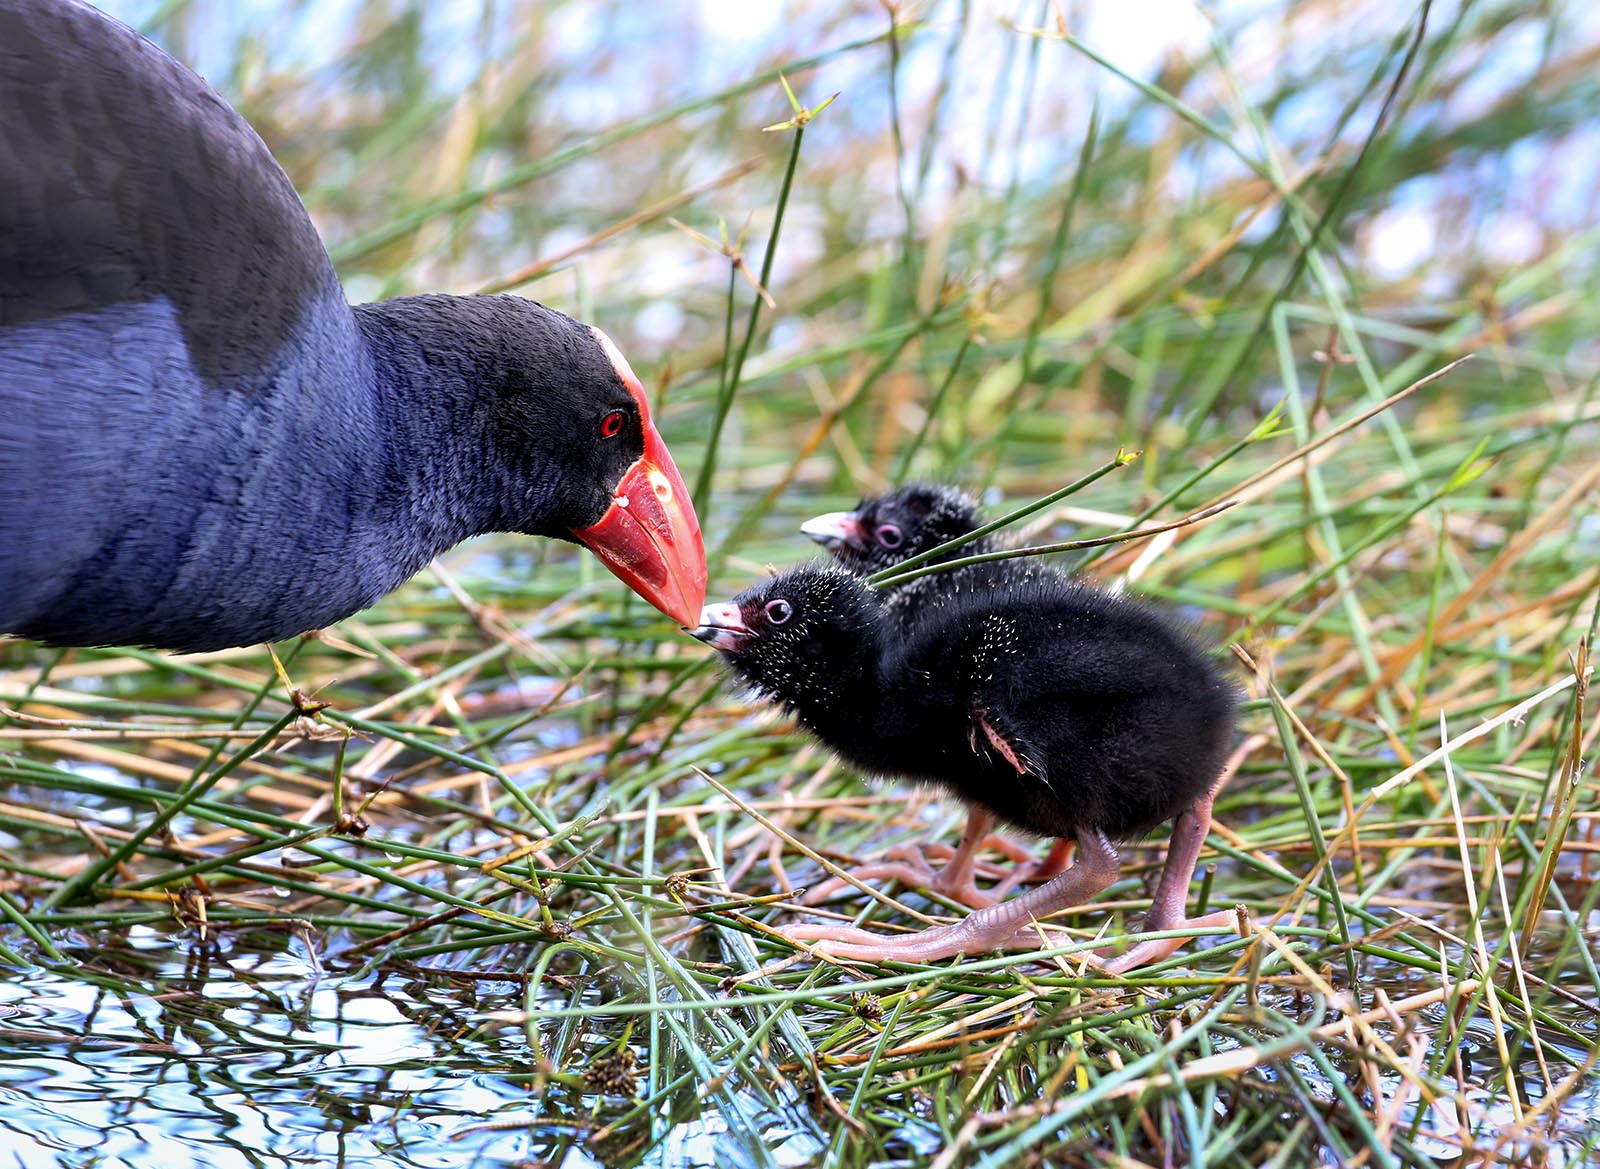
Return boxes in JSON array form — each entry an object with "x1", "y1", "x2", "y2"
[
  {"x1": 692, "y1": 564, "x2": 1246, "y2": 971},
  {"x1": 0, "y1": 0, "x2": 705, "y2": 653}
]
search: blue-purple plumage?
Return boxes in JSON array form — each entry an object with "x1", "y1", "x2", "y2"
[{"x1": 1, "y1": 0, "x2": 704, "y2": 650}]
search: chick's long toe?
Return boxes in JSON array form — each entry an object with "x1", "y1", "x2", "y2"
[
  {"x1": 785, "y1": 829, "x2": 1122, "y2": 964},
  {"x1": 802, "y1": 808, "x2": 1024, "y2": 911},
  {"x1": 786, "y1": 793, "x2": 1248, "y2": 972}
]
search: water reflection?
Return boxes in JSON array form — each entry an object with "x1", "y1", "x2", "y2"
[{"x1": 0, "y1": 943, "x2": 568, "y2": 1168}]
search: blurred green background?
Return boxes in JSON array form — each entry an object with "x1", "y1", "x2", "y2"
[{"x1": 102, "y1": 0, "x2": 1600, "y2": 529}]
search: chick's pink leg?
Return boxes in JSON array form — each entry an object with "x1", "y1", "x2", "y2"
[
  {"x1": 1090, "y1": 791, "x2": 1236, "y2": 972},
  {"x1": 992, "y1": 836, "x2": 1075, "y2": 898},
  {"x1": 801, "y1": 807, "x2": 1009, "y2": 910},
  {"x1": 926, "y1": 807, "x2": 1003, "y2": 906},
  {"x1": 786, "y1": 739, "x2": 1263, "y2": 968},
  {"x1": 1091, "y1": 736, "x2": 1266, "y2": 972},
  {"x1": 783, "y1": 829, "x2": 1121, "y2": 963}
]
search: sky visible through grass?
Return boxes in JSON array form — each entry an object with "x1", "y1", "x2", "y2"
[{"x1": 1, "y1": 1, "x2": 1598, "y2": 1167}]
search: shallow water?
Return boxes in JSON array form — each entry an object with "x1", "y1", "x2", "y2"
[
  {"x1": 0, "y1": 925, "x2": 847, "y2": 1169},
  {"x1": 0, "y1": 943, "x2": 534, "y2": 1167},
  {"x1": 5, "y1": 925, "x2": 1598, "y2": 1168}
]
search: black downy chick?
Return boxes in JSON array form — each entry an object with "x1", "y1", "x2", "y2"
[
  {"x1": 691, "y1": 564, "x2": 1247, "y2": 970},
  {"x1": 804, "y1": 484, "x2": 1072, "y2": 900},
  {"x1": 801, "y1": 484, "x2": 1000, "y2": 626}
]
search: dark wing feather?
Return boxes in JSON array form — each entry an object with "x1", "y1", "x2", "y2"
[{"x1": 0, "y1": 0, "x2": 339, "y2": 387}]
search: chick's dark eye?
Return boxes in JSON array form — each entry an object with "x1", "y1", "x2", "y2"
[
  {"x1": 599, "y1": 410, "x2": 625, "y2": 438},
  {"x1": 764, "y1": 599, "x2": 793, "y2": 625},
  {"x1": 876, "y1": 524, "x2": 903, "y2": 548}
]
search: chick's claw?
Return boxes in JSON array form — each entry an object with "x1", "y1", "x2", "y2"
[
  {"x1": 781, "y1": 918, "x2": 1076, "y2": 964},
  {"x1": 1090, "y1": 908, "x2": 1246, "y2": 974}
]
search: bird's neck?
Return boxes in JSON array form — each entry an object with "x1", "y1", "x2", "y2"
[{"x1": 352, "y1": 297, "x2": 537, "y2": 543}]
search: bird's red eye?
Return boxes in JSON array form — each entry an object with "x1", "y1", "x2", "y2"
[
  {"x1": 600, "y1": 410, "x2": 625, "y2": 438},
  {"x1": 876, "y1": 524, "x2": 903, "y2": 548},
  {"x1": 764, "y1": 599, "x2": 793, "y2": 625}
]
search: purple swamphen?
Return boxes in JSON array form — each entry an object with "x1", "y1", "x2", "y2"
[{"x1": 1, "y1": 0, "x2": 705, "y2": 652}]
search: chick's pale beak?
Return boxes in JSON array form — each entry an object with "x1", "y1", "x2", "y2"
[
  {"x1": 689, "y1": 603, "x2": 752, "y2": 652},
  {"x1": 800, "y1": 511, "x2": 867, "y2": 552},
  {"x1": 571, "y1": 330, "x2": 707, "y2": 627}
]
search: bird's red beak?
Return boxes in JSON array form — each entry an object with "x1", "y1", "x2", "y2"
[{"x1": 573, "y1": 330, "x2": 707, "y2": 627}]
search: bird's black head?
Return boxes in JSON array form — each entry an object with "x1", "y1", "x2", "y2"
[
  {"x1": 361, "y1": 294, "x2": 706, "y2": 624},
  {"x1": 689, "y1": 565, "x2": 882, "y2": 707},
  {"x1": 800, "y1": 484, "x2": 984, "y2": 575}
]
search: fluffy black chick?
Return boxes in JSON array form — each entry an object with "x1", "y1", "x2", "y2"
[
  {"x1": 801, "y1": 485, "x2": 1005, "y2": 625},
  {"x1": 691, "y1": 563, "x2": 1245, "y2": 969},
  {"x1": 805, "y1": 484, "x2": 1071, "y2": 885}
]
